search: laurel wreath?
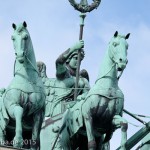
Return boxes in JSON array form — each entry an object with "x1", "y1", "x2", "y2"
[{"x1": 68, "y1": 0, "x2": 101, "y2": 13}]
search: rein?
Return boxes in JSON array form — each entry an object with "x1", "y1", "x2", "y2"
[
  {"x1": 14, "y1": 50, "x2": 39, "y2": 76},
  {"x1": 25, "y1": 52, "x2": 39, "y2": 75},
  {"x1": 95, "y1": 63, "x2": 116, "y2": 83},
  {"x1": 117, "y1": 70, "x2": 124, "y2": 80}
]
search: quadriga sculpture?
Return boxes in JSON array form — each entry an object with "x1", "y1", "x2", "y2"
[
  {"x1": 2, "y1": 22, "x2": 45, "y2": 149},
  {"x1": 60, "y1": 31, "x2": 130, "y2": 150},
  {"x1": 39, "y1": 41, "x2": 90, "y2": 150}
]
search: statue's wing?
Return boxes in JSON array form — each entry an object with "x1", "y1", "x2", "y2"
[{"x1": 80, "y1": 69, "x2": 89, "y2": 82}]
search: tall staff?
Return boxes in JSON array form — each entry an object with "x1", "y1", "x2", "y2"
[{"x1": 68, "y1": 0, "x2": 101, "y2": 100}]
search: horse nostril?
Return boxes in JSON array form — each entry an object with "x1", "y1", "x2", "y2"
[
  {"x1": 15, "y1": 53, "x2": 17, "y2": 56},
  {"x1": 23, "y1": 52, "x2": 25, "y2": 56},
  {"x1": 119, "y1": 58, "x2": 122, "y2": 62}
]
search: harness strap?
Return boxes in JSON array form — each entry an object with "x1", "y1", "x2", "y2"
[
  {"x1": 95, "y1": 63, "x2": 116, "y2": 83},
  {"x1": 25, "y1": 54, "x2": 39, "y2": 75},
  {"x1": 42, "y1": 113, "x2": 63, "y2": 129},
  {"x1": 117, "y1": 70, "x2": 123, "y2": 80},
  {"x1": 95, "y1": 45, "x2": 117, "y2": 83}
]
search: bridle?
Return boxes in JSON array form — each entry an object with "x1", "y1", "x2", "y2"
[
  {"x1": 25, "y1": 53, "x2": 39, "y2": 75},
  {"x1": 108, "y1": 43, "x2": 125, "y2": 80},
  {"x1": 95, "y1": 42, "x2": 125, "y2": 83},
  {"x1": 13, "y1": 32, "x2": 39, "y2": 76}
]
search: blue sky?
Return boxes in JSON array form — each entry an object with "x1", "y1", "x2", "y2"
[{"x1": 0, "y1": 1, "x2": 150, "y2": 149}]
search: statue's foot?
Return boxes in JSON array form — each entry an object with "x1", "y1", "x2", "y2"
[{"x1": 13, "y1": 136, "x2": 23, "y2": 148}]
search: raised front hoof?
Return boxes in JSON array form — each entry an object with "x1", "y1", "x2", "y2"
[{"x1": 13, "y1": 136, "x2": 23, "y2": 148}]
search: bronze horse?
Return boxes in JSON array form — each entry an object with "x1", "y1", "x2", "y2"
[
  {"x1": 60, "y1": 31, "x2": 130, "y2": 150},
  {"x1": 2, "y1": 22, "x2": 45, "y2": 149}
]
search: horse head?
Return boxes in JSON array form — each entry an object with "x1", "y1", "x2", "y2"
[
  {"x1": 11, "y1": 21, "x2": 29, "y2": 63},
  {"x1": 108, "y1": 31, "x2": 130, "y2": 72}
]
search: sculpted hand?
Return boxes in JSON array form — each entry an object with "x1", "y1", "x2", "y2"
[{"x1": 70, "y1": 40, "x2": 84, "y2": 51}]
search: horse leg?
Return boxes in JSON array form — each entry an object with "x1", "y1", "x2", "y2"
[
  {"x1": 60, "y1": 124, "x2": 72, "y2": 150},
  {"x1": 96, "y1": 135, "x2": 110, "y2": 150},
  {"x1": 3, "y1": 90, "x2": 24, "y2": 147},
  {"x1": 0, "y1": 128, "x2": 5, "y2": 145},
  {"x1": 82, "y1": 99, "x2": 96, "y2": 150},
  {"x1": 13, "y1": 105, "x2": 23, "y2": 148},
  {"x1": 83, "y1": 115, "x2": 96, "y2": 150},
  {"x1": 112, "y1": 115, "x2": 128, "y2": 150},
  {"x1": 31, "y1": 109, "x2": 44, "y2": 150}
]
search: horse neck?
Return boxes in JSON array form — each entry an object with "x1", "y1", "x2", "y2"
[
  {"x1": 26, "y1": 38, "x2": 37, "y2": 70},
  {"x1": 15, "y1": 37, "x2": 38, "y2": 80},
  {"x1": 96, "y1": 48, "x2": 118, "y2": 89}
]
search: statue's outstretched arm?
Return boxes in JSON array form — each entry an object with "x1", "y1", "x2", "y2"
[{"x1": 56, "y1": 40, "x2": 84, "y2": 79}]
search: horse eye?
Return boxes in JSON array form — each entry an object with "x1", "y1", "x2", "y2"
[
  {"x1": 113, "y1": 42, "x2": 118, "y2": 47},
  {"x1": 23, "y1": 34, "x2": 28, "y2": 40},
  {"x1": 11, "y1": 35, "x2": 15, "y2": 40}
]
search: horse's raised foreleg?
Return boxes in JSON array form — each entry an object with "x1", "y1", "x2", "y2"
[
  {"x1": 112, "y1": 115, "x2": 128, "y2": 150},
  {"x1": 13, "y1": 105, "x2": 23, "y2": 148},
  {"x1": 31, "y1": 109, "x2": 44, "y2": 150}
]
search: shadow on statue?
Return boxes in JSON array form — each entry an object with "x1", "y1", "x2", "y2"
[{"x1": 60, "y1": 31, "x2": 130, "y2": 150}]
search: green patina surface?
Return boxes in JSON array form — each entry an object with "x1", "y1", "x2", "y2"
[
  {"x1": 1, "y1": 1, "x2": 149, "y2": 150},
  {"x1": 59, "y1": 31, "x2": 130, "y2": 150},
  {"x1": 39, "y1": 40, "x2": 90, "y2": 150},
  {"x1": 0, "y1": 22, "x2": 45, "y2": 150}
]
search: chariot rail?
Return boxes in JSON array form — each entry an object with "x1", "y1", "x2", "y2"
[{"x1": 116, "y1": 121, "x2": 150, "y2": 150}]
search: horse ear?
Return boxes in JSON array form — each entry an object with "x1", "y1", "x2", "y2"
[
  {"x1": 114, "y1": 31, "x2": 118, "y2": 37},
  {"x1": 23, "y1": 21, "x2": 27, "y2": 28},
  {"x1": 12, "y1": 23, "x2": 16, "y2": 30},
  {"x1": 125, "y1": 33, "x2": 130, "y2": 39}
]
